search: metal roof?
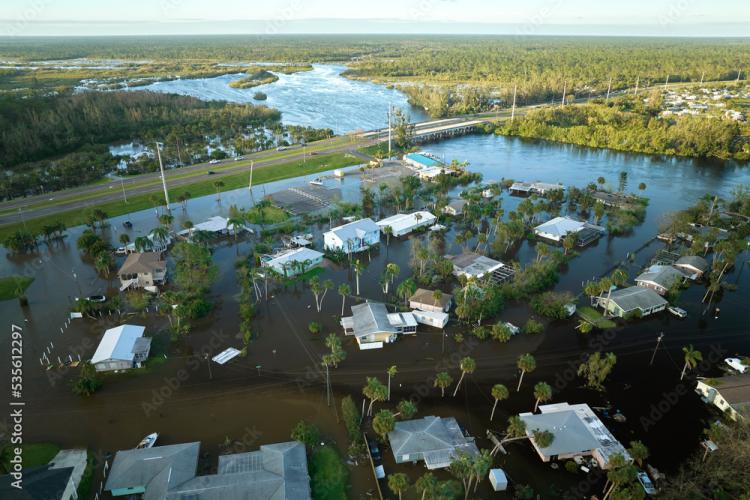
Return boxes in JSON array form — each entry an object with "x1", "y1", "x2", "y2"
[
  {"x1": 118, "y1": 252, "x2": 165, "y2": 276},
  {"x1": 91, "y1": 324, "x2": 147, "y2": 364},
  {"x1": 325, "y1": 218, "x2": 379, "y2": 243},
  {"x1": 448, "y1": 252, "x2": 504, "y2": 277},
  {"x1": 635, "y1": 265, "x2": 685, "y2": 289},
  {"x1": 264, "y1": 247, "x2": 323, "y2": 268},
  {"x1": 607, "y1": 287, "x2": 668, "y2": 312},
  {"x1": 409, "y1": 288, "x2": 452, "y2": 308},
  {"x1": 534, "y1": 216, "x2": 587, "y2": 238},
  {"x1": 674, "y1": 255, "x2": 708, "y2": 272},
  {"x1": 388, "y1": 416, "x2": 478, "y2": 469},
  {"x1": 376, "y1": 211, "x2": 436, "y2": 234}
]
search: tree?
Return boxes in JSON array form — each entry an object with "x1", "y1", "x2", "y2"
[
  {"x1": 434, "y1": 371, "x2": 453, "y2": 397},
  {"x1": 119, "y1": 233, "x2": 130, "y2": 246},
  {"x1": 681, "y1": 345, "x2": 703, "y2": 380},
  {"x1": 381, "y1": 263, "x2": 400, "y2": 295},
  {"x1": 415, "y1": 472, "x2": 439, "y2": 500},
  {"x1": 516, "y1": 353, "x2": 536, "y2": 391},
  {"x1": 522, "y1": 319, "x2": 544, "y2": 335},
  {"x1": 363, "y1": 377, "x2": 388, "y2": 416},
  {"x1": 383, "y1": 225, "x2": 393, "y2": 246},
  {"x1": 396, "y1": 278, "x2": 417, "y2": 306},
  {"x1": 372, "y1": 409, "x2": 395, "y2": 441},
  {"x1": 133, "y1": 236, "x2": 153, "y2": 253},
  {"x1": 291, "y1": 420, "x2": 320, "y2": 450},
  {"x1": 562, "y1": 232, "x2": 577, "y2": 255},
  {"x1": 448, "y1": 452, "x2": 474, "y2": 500},
  {"x1": 388, "y1": 472, "x2": 410, "y2": 500},
  {"x1": 628, "y1": 440, "x2": 649, "y2": 467},
  {"x1": 578, "y1": 352, "x2": 617, "y2": 390},
  {"x1": 341, "y1": 396, "x2": 361, "y2": 443},
  {"x1": 309, "y1": 276, "x2": 333, "y2": 313},
  {"x1": 500, "y1": 416, "x2": 527, "y2": 446},
  {"x1": 226, "y1": 216, "x2": 244, "y2": 241},
  {"x1": 452, "y1": 357, "x2": 476, "y2": 397},
  {"x1": 531, "y1": 429, "x2": 555, "y2": 448},
  {"x1": 72, "y1": 362, "x2": 101, "y2": 397},
  {"x1": 490, "y1": 384, "x2": 509, "y2": 421},
  {"x1": 471, "y1": 449, "x2": 493, "y2": 494},
  {"x1": 602, "y1": 452, "x2": 639, "y2": 500},
  {"x1": 387, "y1": 365, "x2": 398, "y2": 401},
  {"x1": 395, "y1": 399, "x2": 418, "y2": 419},
  {"x1": 338, "y1": 283, "x2": 350, "y2": 316},
  {"x1": 533, "y1": 381, "x2": 552, "y2": 412},
  {"x1": 308, "y1": 321, "x2": 321, "y2": 335},
  {"x1": 213, "y1": 180, "x2": 225, "y2": 201},
  {"x1": 352, "y1": 259, "x2": 364, "y2": 295}
]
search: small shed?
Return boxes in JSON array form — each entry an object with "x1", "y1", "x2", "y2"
[
  {"x1": 91, "y1": 325, "x2": 151, "y2": 372},
  {"x1": 488, "y1": 468, "x2": 508, "y2": 492}
]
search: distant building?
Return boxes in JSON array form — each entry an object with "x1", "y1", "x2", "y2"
[
  {"x1": 442, "y1": 198, "x2": 468, "y2": 216},
  {"x1": 261, "y1": 247, "x2": 324, "y2": 277},
  {"x1": 177, "y1": 215, "x2": 246, "y2": 238},
  {"x1": 91, "y1": 324, "x2": 151, "y2": 372},
  {"x1": 416, "y1": 167, "x2": 447, "y2": 181},
  {"x1": 341, "y1": 302, "x2": 416, "y2": 350},
  {"x1": 409, "y1": 288, "x2": 452, "y2": 313},
  {"x1": 377, "y1": 211, "x2": 436, "y2": 237},
  {"x1": 595, "y1": 286, "x2": 668, "y2": 318},
  {"x1": 696, "y1": 375, "x2": 750, "y2": 421},
  {"x1": 673, "y1": 255, "x2": 709, "y2": 280},
  {"x1": 323, "y1": 218, "x2": 380, "y2": 253},
  {"x1": 117, "y1": 251, "x2": 166, "y2": 291},
  {"x1": 403, "y1": 152, "x2": 444, "y2": 170},
  {"x1": 534, "y1": 216, "x2": 605, "y2": 247},
  {"x1": 410, "y1": 310, "x2": 449, "y2": 329},
  {"x1": 105, "y1": 441, "x2": 310, "y2": 499},
  {"x1": 509, "y1": 181, "x2": 564, "y2": 197},
  {"x1": 123, "y1": 230, "x2": 172, "y2": 253},
  {"x1": 446, "y1": 252, "x2": 515, "y2": 283},
  {"x1": 0, "y1": 449, "x2": 87, "y2": 500},
  {"x1": 635, "y1": 265, "x2": 685, "y2": 295},
  {"x1": 388, "y1": 416, "x2": 479, "y2": 470},
  {"x1": 519, "y1": 402, "x2": 630, "y2": 469}
]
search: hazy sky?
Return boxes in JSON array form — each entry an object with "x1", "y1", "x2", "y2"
[{"x1": 1, "y1": 0, "x2": 749, "y2": 36}]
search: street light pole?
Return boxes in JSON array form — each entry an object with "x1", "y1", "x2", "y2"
[{"x1": 649, "y1": 332, "x2": 664, "y2": 366}]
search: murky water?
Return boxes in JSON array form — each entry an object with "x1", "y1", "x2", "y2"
[
  {"x1": 2, "y1": 134, "x2": 749, "y2": 498},
  {"x1": 131, "y1": 64, "x2": 428, "y2": 134}
]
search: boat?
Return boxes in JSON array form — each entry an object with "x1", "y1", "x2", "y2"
[
  {"x1": 309, "y1": 178, "x2": 324, "y2": 186},
  {"x1": 637, "y1": 471, "x2": 657, "y2": 495},
  {"x1": 668, "y1": 306, "x2": 687, "y2": 318},
  {"x1": 123, "y1": 221, "x2": 133, "y2": 229},
  {"x1": 724, "y1": 357, "x2": 748, "y2": 373},
  {"x1": 136, "y1": 432, "x2": 159, "y2": 449},
  {"x1": 87, "y1": 295, "x2": 107, "y2": 303},
  {"x1": 502, "y1": 322, "x2": 521, "y2": 335}
]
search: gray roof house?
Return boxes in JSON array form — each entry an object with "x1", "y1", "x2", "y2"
[
  {"x1": 388, "y1": 416, "x2": 479, "y2": 470},
  {"x1": 635, "y1": 265, "x2": 685, "y2": 295},
  {"x1": 105, "y1": 441, "x2": 310, "y2": 500},
  {"x1": 595, "y1": 286, "x2": 668, "y2": 318},
  {"x1": 0, "y1": 449, "x2": 87, "y2": 500},
  {"x1": 446, "y1": 252, "x2": 515, "y2": 283},
  {"x1": 341, "y1": 302, "x2": 416, "y2": 350},
  {"x1": 442, "y1": 198, "x2": 468, "y2": 216},
  {"x1": 673, "y1": 255, "x2": 709, "y2": 280}
]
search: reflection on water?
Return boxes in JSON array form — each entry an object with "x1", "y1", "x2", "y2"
[{"x1": 131, "y1": 64, "x2": 428, "y2": 134}]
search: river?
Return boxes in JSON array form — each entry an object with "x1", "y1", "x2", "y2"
[
  {"x1": 131, "y1": 64, "x2": 429, "y2": 134},
  {"x1": 1, "y1": 128, "x2": 749, "y2": 497}
]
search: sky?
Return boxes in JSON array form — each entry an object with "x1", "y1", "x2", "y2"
[{"x1": 1, "y1": 0, "x2": 749, "y2": 37}]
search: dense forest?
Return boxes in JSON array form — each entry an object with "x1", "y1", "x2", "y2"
[
  {"x1": 0, "y1": 92, "x2": 282, "y2": 199},
  {"x1": 498, "y1": 95, "x2": 750, "y2": 161}
]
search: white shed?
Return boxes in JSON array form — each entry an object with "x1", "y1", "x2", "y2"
[
  {"x1": 489, "y1": 468, "x2": 508, "y2": 491},
  {"x1": 91, "y1": 325, "x2": 151, "y2": 372}
]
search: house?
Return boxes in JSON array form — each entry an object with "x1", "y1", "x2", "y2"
[
  {"x1": 91, "y1": 325, "x2": 151, "y2": 372},
  {"x1": 323, "y1": 218, "x2": 380, "y2": 253},
  {"x1": 409, "y1": 288, "x2": 452, "y2": 313},
  {"x1": 105, "y1": 441, "x2": 310, "y2": 499},
  {"x1": 635, "y1": 265, "x2": 685, "y2": 295},
  {"x1": 595, "y1": 287, "x2": 668, "y2": 318},
  {"x1": 416, "y1": 167, "x2": 447, "y2": 181},
  {"x1": 534, "y1": 216, "x2": 605, "y2": 247},
  {"x1": 177, "y1": 215, "x2": 247, "y2": 238},
  {"x1": 0, "y1": 449, "x2": 87, "y2": 500},
  {"x1": 388, "y1": 416, "x2": 479, "y2": 470},
  {"x1": 117, "y1": 252, "x2": 166, "y2": 291},
  {"x1": 403, "y1": 152, "x2": 443, "y2": 170},
  {"x1": 518, "y1": 402, "x2": 630, "y2": 469},
  {"x1": 411, "y1": 310, "x2": 449, "y2": 329},
  {"x1": 673, "y1": 255, "x2": 709, "y2": 280},
  {"x1": 591, "y1": 190, "x2": 640, "y2": 210},
  {"x1": 509, "y1": 181, "x2": 564, "y2": 197},
  {"x1": 377, "y1": 211, "x2": 436, "y2": 237},
  {"x1": 123, "y1": 230, "x2": 172, "y2": 253},
  {"x1": 442, "y1": 199, "x2": 467, "y2": 216},
  {"x1": 488, "y1": 469, "x2": 508, "y2": 492},
  {"x1": 261, "y1": 247, "x2": 324, "y2": 277},
  {"x1": 446, "y1": 252, "x2": 515, "y2": 284},
  {"x1": 696, "y1": 375, "x2": 750, "y2": 421},
  {"x1": 341, "y1": 302, "x2": 416, "y2": 350}
]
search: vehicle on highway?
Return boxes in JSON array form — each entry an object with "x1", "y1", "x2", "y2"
[
  {"x1": 276, "y1": 146, "x2": 287, "y2": 151},
  {"x1": 209, "y1": 159, "x2": 220, "y2": 164},
  {"x1": 207, "y1": 170, "x2": 216, "y2": 175},
  {"x1": 234, "y1": 156, "x2": 245, "y2": 161},
  {"x1": 123, "y1": 221, "x2": 133, "y2": 228}
]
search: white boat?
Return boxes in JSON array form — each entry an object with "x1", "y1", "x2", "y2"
[
  {"x1": 725, "y1": 357, "x2": 748, "y2": 373},
  {"x1": 309, "y1": 178, "x2": 323, "y2": 186},
  {"x1": 502, "y1": 322, "x2": 521, "y2": 335},
  {"x1": 668, "y1": 306, "x2": 687, "y2": 318},
  {"x1": 136, "y1": 432, "x2": 159, "y2": 449}
]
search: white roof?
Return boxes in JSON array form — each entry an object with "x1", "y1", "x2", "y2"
[
  {"x1": 534, "y1": 216, "x2": 585, "y2": 238},
  {"x1": 178, "y1": 216, "x2": 230, "y2": 235},
  {"x1": 377, "y1": 211, "x2": 436, "y2": 232},
  {"x1": 212, "y1": 348, "x2": 241, "y2": 365},
  {"x1": 325, "y1": 218, "x2": 379, "y2": 242},
  {"x1": 387, "y1": 312, "x2": 417, "y2": 328},
  {"x1": 91, "y1": 325, "x2": 146, "y2": 364},
  {"x1": 265, "y1": 247, "x2": 324, "y2": 267}
]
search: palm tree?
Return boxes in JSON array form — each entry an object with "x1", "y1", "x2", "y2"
[
  {"x1": 182, "y1": 220, "x2": 194, "y2": 238},
  {"x1": 338, "y1": 283, "x2": 350, "y2": 316},
  {"x1": 119, "y1": 233, "x2": 130, "y2": 247},
  {"x1": 181, "y1": 191, "x2": 191, "y2": 210},
  {"x1": 562, "y1": 232, "x2": 576, "y2": 256},
  {"x1": 386, "y1": 365, "x2": 397, "y2": 401},
  {"x1": 396, "y1": 278, "x2": 417, "y2": 306},
  {"x1": 388, "y1": 473, "x2": 409, "y2": 500},
  {"x1": 150, "y1": 227, "x2": 169, "y2": 248},
  {"x1": 471, "y1": 449, "x2": 493, "y2": 493},
  {"x1": 516, "y1": 353, "x2": 536, "y2": 392},
  {"x1": 133, "y1": 236, "x2": 153, "y2": 253},
  {"x1": 415, "y1": 472, "x2": 439, "y2": 500},
  {"x1": 158, "y1": 214, "x2": 173, "y2": 227},
  {"x1": 490, "y1": 384, "x2": 509, "y2": 421},
  {"x1": 352, "y1": 259, "x2": 364, "y2": 295},
  {"x1": 383, "y1": 225, "x2": 393, "y2": 246},
  {"x1": 681, "y1": 345, "x2": 703, "y2": 380},
  {"x1": 213, "y1": 180, "x2": 225, "y2": 201},
  {"x1": 363, "y1": 377, "x2": 387, "y2": 416},
  {"x1": 226, "y1": 216, "x2": 244, "y2": 241},
  {"x1": 533, "y1": 381, "x2": 552, "y2": 412},
  {"x1": 434, "y1": 371, "x2": 453, "y2": 397},
  {"x1": 499, "y1": 415, "x2": 528, "y2": 446},
  {"x1": 452, "y1": 356, "x2": 476, "y2": 397},
  {"x1": 432, "y1": 289, "x2": 443, "y2": 308},
  {"x1": 372, "y1": 409, "x2": 396, "y2": 441}
]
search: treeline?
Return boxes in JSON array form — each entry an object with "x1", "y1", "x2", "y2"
[
  {"x1": 0, "y1": 92, "x2": 281, "y2": 199},
  {"x1": 499, "y1": 98, "x2": 750, "y2": 161}
]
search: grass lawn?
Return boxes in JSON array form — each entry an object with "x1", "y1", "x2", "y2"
[
  {"x1": 578, "y1": 306, "x2": 617, "y2": 329},
  {"x1": 21, "y1": 443, "x2": 61, "y2": 468},
  {"x1": 0, "y1": 152, "x2": 361, "y2": 241},
  {"x1": 243, "y1": 205, "x2": 288, "y2": 225},
  {"x1": 0, "y1": 275, "x2": 34, "y2": 301},
  {"x1": 309, "y1": 445, "x2": 349, "y2": 500}
]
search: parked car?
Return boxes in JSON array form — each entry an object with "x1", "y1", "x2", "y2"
[
  {"x1": 276, "y1": 146, "x2": 287, "y2": 151},
  {"x1": 668, "y1": 306, "x2": 687, "y2": 318},
  {"x1": 123, "y1": 221, "x2": 133, "y2": 229},
  {"x1": 209, "y1": 159, "x2": 220, "y2": 164},
  {"x1": 637, "y1": 471, "x2": 657, "y2": 495},
  {"x1": 367, "y1": 438, "x2": 382, "y2": 462}
]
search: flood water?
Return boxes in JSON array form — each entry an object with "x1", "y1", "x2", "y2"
[
  {"x1": 131, "y1": 64, "x2": 429, "y2": 134},
  {"x1": 1, "y1": 133, "x2": 749, "y2": 498}
]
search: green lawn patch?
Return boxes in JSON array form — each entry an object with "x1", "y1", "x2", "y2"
[
  {"x1": 243, "y1": 205, "x2": 288, "y2": 225},
  {"x1": 0, "y1": 276, "x2": 34, "y2": 300},
  {"x1": 309, "y1": 445, "x2": 349, "y2": 500},
  {"x1": 578, "y1": 306, "x2": 616, "y2": 329},
  {"x1": 21, "y1": 443, "x2": 61, "y2": 468}
]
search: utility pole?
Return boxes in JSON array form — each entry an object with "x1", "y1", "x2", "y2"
[
  {"x1": 204, "y1": 353, "x2": 213, "y2": 380},
  {"x1": 561, "y1": 81, "x2": 567, "y2": 107},
  {"x1": 649, "y1": 332, "x2": 664, "y2": 366},
  {"x1": 325, "y1": 363, "x2": 331, "y2": 407},
  {"x1": 155, "y1": 142, "x2": 171, "y2": 214},
  {"x1": 387, "y1": 104, "x2": 392, "y2": 158},
  {"x1": 606, "y1": 76, "x2": 612, "y2": 102},
  {"x1": 737, "y1": 69, "x2": 742, "y2": 83},
  {"x1": 634, "y1": 76, "x2": 639, "y2": 97},
  {"x1": 664, "y1": 74, "x2": 670, "y2": 90},
  {"x1": 510, "y1": 84, "x2": 517, "y2": 122},
  {"x1": 700, "y1": 71, "x2": 705, "y2": 86},
  {"x1": 248, "y1": 161, "x2": 255, "y2": 205},
  {"x1": 120, "y1": 178, "x2": 128, "y2": 204}
]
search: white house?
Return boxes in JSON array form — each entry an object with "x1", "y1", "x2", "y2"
[
  {"x1": 91, "y1": 325, "x2": 151, "y2": 372},
  {"x1": 635, "y1": 265, "x2": 685, "y2": 295},
  {"x1": 177, "y1": 216, "x2": 248, "y2": 238},
  {"x1": 377, "y1": 211, "x2": 436, "y2": 237},
  {"x1": 595, "y1": 286, "x2": 668, "y2": 318},
  {"x1": 411, "y1": 310, "x2": 449, "y2": 329},
  {"x1": 534, "y1": 216, "x2": 605, "y2": 246},
  {"x1": 442, "y1": 199, "x2": 467, "y2": 216},
  {"x1": 323, "y1": 218, "x2": 380, "y2": 253},
  {"x1": 261, "y1": 247, "x2": 324, "y2": 277},
  {"x1": 696, "y1": 375, "x2": 750, "y2": 421},
  {"x1": 673, "y1": 255, "x2": 709, "y2": 280},
  {"x1": 446, "y1": 252, "x2": 516, "y2": 284},
  {"x1": 341, "y1": 302, "x2": 416, "y2": 349}
]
